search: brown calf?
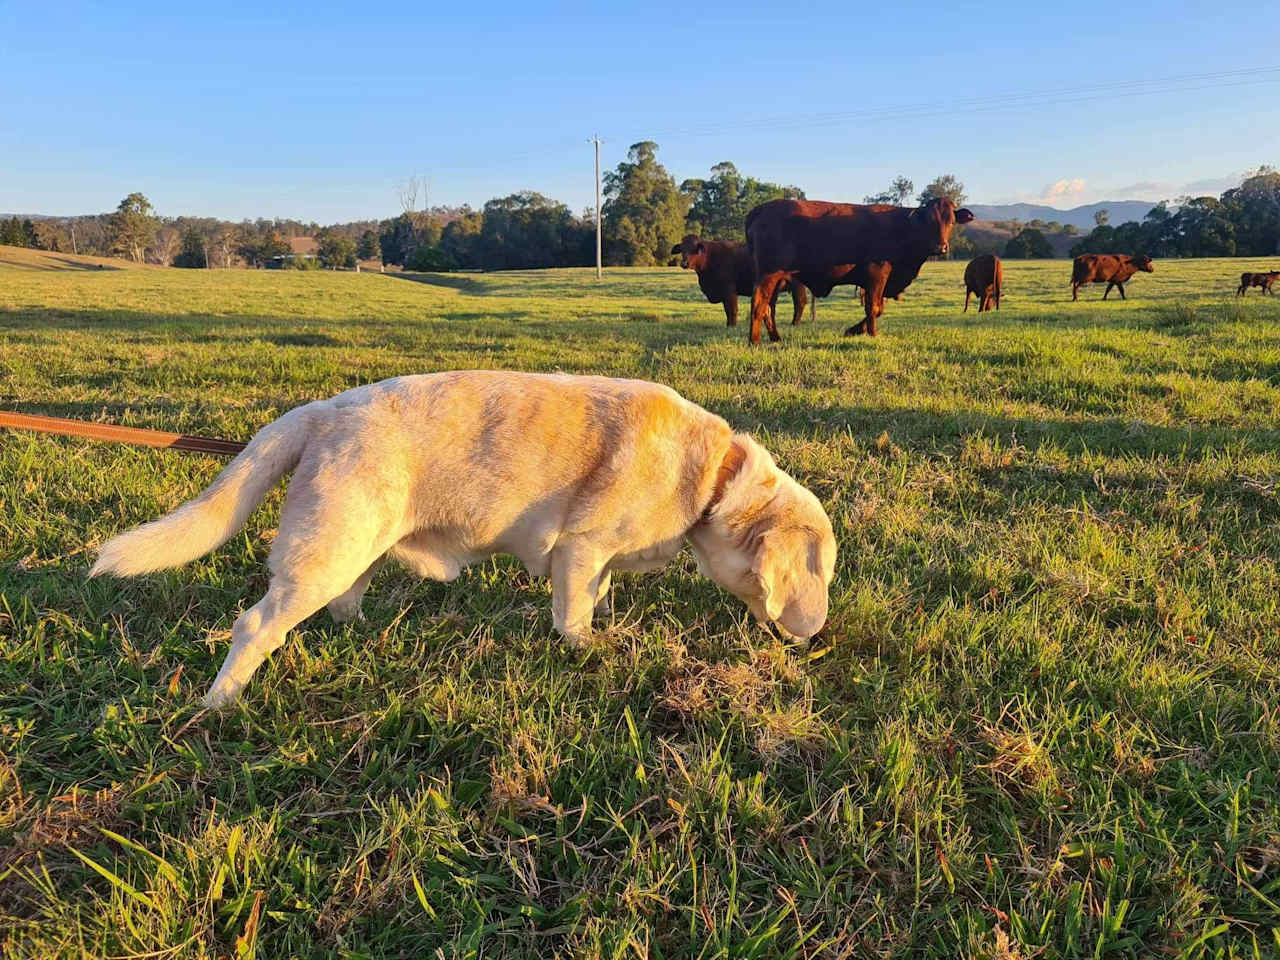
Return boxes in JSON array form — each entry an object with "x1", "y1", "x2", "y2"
[
  {"x1": 964, "y1": 254, "x2": 1002, "y2": 312},
  {"x1": 1237, "y1": 270, "x2": 1280, "y2": 296},
  {"x1": 672, "y1": 235, "x2": 810, "y2": 327},
  {"x1": 1070, "y1": 254, "x2": 1154, "y2": 301}
]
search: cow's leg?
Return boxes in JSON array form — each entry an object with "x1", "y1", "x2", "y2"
[
  {"x1": 750, "y1": 274, "x2": 785, "y2": 346},
  {"x1": 724, "y1": 294, "x2": 738, "y2": 327},
  {"x1": 964, "y1": 289, "x2": 971, "y2": 313},
  {"x1": 1116, "y1": 282, "x2": 1126, "y2": 300},
  {"x1": 791, "y1": 284, "x2": 807, "y2": 325},
  {"x1": 767, "y1": 285, "x2": 782, "y2": 336},
  {"x1": 1103, "y1": 281, "x2": 1114, "y2": 300},
  {"x1": 847, "y1": 263, "x2": 889, "y2": 336},
  {"x1": 809, "y1": 290, "x2": 816, "y2": 323},
  {"x1": 1072, "y1": 282, "x2": 1080, "y2": 302}
]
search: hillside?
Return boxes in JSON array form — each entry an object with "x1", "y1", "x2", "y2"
[
  {"x1": 969, "y1": 200, "x2": 1156, "y2": 229},
  {"x1": 963, "y1": 221, "x2": 1079, "y2": 259},
  {"x1": 0, "y1": 244, "x2": 149, "y2": 271}
]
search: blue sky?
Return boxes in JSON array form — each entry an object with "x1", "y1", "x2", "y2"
[{"x1": 2, "y1": 1, "x2": 1277, "y2": 222}]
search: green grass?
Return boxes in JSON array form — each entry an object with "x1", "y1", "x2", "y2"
[{"x1": 2, "y1": 249, "x2": 1279, "y2": 958}]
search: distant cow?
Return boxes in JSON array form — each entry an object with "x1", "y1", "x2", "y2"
[
  {"x1": 1070, "y1": 254, "x2": 1154, "y2": 301},
  {"x1": 671, "y1": 235, "x2": 811, "y2": 327},
  {"x1": 744, "y1": 197, "x2": 974, "y2": 342},
  {"x1": 1238, "y1": 270, "x2": 1280, "y2": 296},
  {"x1": 964, "y1": 255, "x2": 1003, "y2": 312}
]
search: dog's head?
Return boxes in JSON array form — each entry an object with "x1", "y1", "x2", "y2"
[{"x1": 688, "y1": 437, "x2": 836, "y2": 640}]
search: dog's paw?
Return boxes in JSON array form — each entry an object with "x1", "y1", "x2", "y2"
[
  {"x1": 202, "y1": 683, "x2": 241, "y2": 709},
  {"x1": 327, "y1": 598, "x2": 365, "y2": 624}
]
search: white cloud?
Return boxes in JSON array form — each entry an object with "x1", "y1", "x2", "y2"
[{"x1": 1038, "y1": 178, "x2": 1087, "y2": 203}]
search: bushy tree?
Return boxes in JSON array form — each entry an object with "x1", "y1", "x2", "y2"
[
  {"x1": 603, "y1": 141, "x2": 688, "y2": 265},
  {"x1": 109, "y1": 192, "x2": 158, "y2": 262},
  {"x1": 317, "y1": 231, "x2": 357, "y2": 269},
  {"x1": 356, "y1": 230, "x2": 380, "y2": 261},
  {"x1": 1, "y1": 217, "x2": 28, "y2": 247},
  {"x1": 681, "y1": 161, "x2": 803, "y2": 243},
  {"x1": 440, "y1": 210, "x2": 484, "y2": 269},
  {"x1": 918, "y1": 175, "x2": 966, "y2": 207},
  {"x1": 864, "y1": 175, "x2": 914, "y2": 206},
  {"x1": 172, "y1": 229, "x2": 207, "y2": 268},
  {"x1": 1004, "y1": 228, "x2": 1053, "y2": 259},
  {"x1": 406, "y1": 245, "x2": 457, "y2": 271},
  {"x1": 1221, "y1": 166, "x2": 1280, "y2": 255},
  {"x1": 378, "y1": 214, "x2": 442, "y2": 266},
  {"x1": 478, "y1": 192, "x2": 590, "y2": 270}
]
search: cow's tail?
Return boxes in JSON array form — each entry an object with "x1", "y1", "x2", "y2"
[
  {"x1": 90, "y1": 404, "x2": 318, "y2": 577},
  {"x1": 993, "y1": 260, "x2": 1002, "y2": 308}
]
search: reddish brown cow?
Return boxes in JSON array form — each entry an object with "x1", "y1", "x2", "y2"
[
  {"x1": 744, "y1": 197, "x2": 974, "y2": 343},
  {"x1": 1237, "y1": 270, "x2": 1280, "y2": 296},
  {"x1": 671, "y1": 235, "x2": 810, "y2": 326},
  {"x1": 964, "y1": 254, "x2": 1003, "y2": 312},
  {"x1": 1070, "y1": 254, "x2": 1154, "y2": 301}
]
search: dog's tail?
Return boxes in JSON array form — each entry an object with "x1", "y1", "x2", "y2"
[{"x1": 90, "y1": 403, "x2": 317, "y2": 578}]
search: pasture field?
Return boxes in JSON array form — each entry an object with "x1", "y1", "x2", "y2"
[{"x1": 2, "y1": 247, "x2": 1280, "y2": 959}]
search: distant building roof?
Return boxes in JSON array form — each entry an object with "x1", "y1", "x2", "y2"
[{"x1": 289, "y1": 236, "x2": 319, "y2": 255}]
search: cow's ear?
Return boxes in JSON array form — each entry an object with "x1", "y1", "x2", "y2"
[
  {"x1": 671, "y1": 243, "x2": 683, "y2": 255},
  {"x1": 955, "y1": 208, "x2": 975, "y2": 224}
]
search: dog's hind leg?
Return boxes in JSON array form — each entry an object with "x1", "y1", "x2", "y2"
[
  {"x1": 327, "y1": 556, "x2": 385, "y2": 623},
  {"x1": 203, "y1": 483, "x2": 397, "y2": 708}
]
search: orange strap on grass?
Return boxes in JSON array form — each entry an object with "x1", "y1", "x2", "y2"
[{"x1": 0, "y1": 410, "x2": 246, "y2": 457}]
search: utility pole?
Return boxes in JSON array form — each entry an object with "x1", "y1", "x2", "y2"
[{"x1": 589, "y1": 135, "x2": 602, "y2": 279}]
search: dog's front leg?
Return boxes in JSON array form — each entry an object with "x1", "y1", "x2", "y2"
[
  {"x1": 550, "y1": 541, "x2": 606, "y2": 648},
  {"x1": 593, "y1": 570, "x2": 613, "y2": 620}
]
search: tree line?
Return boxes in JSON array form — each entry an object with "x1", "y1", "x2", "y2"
[
  {"x1": 2, "y1": 144, "x2": 976, "y2": 271},
  {"x1": 1069, "y1": 167, "x2": 1280, "y2": 259},
  {"x1": 8, "y1": 156, "x2": 1277, "y2": 270}
]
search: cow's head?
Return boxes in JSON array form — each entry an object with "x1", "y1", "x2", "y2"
[
  {"x1": 910, "y1": 198, "x2": 975, "y2": 257},
  {"x1": 672, "y1": 234, "x2": 707, "y2": 271},
  {"x1": 1134, "y1": 255, "x2": 1155, "y2": 272}
]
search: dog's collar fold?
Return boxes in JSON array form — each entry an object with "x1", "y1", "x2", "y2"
[{"x1": 701, "y1": 438, "x2": 746, "y2": 521}]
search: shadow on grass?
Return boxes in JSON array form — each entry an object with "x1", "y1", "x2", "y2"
[{"x1": 385, "y1": 271, "x2": 492, "y2": 295}]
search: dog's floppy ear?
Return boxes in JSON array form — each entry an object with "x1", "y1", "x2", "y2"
[
  {"x1": 750, "y1": 527, "x2": 789, "y2": 623},
  {"x1": 751, "y1": 525, "x2": 829, "y2": 637}
]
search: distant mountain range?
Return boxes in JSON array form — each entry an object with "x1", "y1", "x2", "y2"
[{"x1": 967, "y1": 201, "x2": 1158, "y2": 230}]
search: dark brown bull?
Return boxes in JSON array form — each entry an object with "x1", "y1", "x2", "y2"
[
  {"x1": 744, "y1": 197, "x2": 974, "y2": 343},
  {"x1": 671, "y1": 235, "x2": 811, "y2": 327},
  {"x1": 1070, "y1": 253, "x2": 1154, "y2": 301},
  {"x1": 963, "y1": 254, "x2": 1002, "y2": 312},
  {"x1": 1237, "y1": 270, "x2": 1280, "y2": 296}
]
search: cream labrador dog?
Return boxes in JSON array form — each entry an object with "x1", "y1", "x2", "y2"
[{"x1": 92, "y1": 371, "x2": 836, "y2": 707}]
